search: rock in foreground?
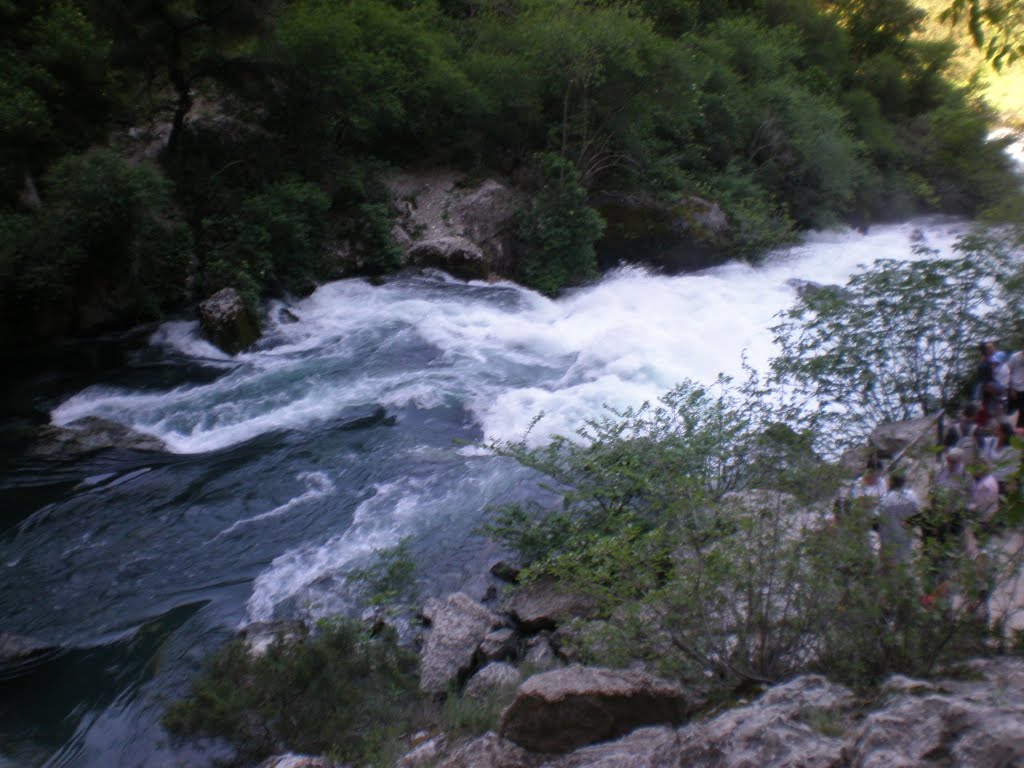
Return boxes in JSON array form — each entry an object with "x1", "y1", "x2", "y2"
[{"x1": 499, "y1": 665, "x2": 690, "y2": 753}]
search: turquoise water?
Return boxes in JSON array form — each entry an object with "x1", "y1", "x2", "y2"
[{"x1": 0, "y1": 220, "x2": 969, "y2": 766}]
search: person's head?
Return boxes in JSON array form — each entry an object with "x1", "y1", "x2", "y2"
[
  {"x1": 961, "y1": 402, "x2": 978, "y2": 421},
  {"x1": 986, "y1": 340, "x2": 998, "y2": 357},
  {"x1": 889, "y1": 471, "x2": 907, "y2": 490},
  {"x1": 980, "y1": 342, "x2": 991, "y2": 359}
]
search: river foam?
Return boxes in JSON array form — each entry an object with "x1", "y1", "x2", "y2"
[{"x1": 51, "y1": 219, "x2": 967, "y2": 456}]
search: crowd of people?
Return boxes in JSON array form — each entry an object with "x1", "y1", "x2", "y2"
[{"x1": 845, "y1": 339, "x2": 1024, "y2": 605}]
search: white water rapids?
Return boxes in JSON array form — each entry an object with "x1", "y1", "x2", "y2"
[{"x1": 45, "y1": 218, "x2": 975, "y2": 626}]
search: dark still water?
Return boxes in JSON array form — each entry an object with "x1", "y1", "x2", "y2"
[{"x1": 0, "y1": 220, "x2": 966, "y2": 766}]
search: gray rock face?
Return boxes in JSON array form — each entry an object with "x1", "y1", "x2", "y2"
[
  {"x1": 32, "y1": 416, "x2": 167, "y2": 455},
  {"x1": 869, "y1": 416, "x2": 937, "y2": 458},
  {"x1": 0, "y1": 631, "x2": 60, "y2": 675},
  {"x1": 420, "y1": 592, "x2": 502, "y2": 695},
  {"x1": 387, "y1": 172, "x2": 520, "y2": 279},
  {"x1": 408, "y1": 237, "x2": 487, "y2": 281},
  {"x1": 844, "y1": 658, "x2": 1024, "y2": 768},
  {"x1": 398, "y1": 735, "x2": 448, "y2": 768},
  {"x1": 480, "y1": 627, "x2": 518, "y2": 662},
  {"x1": 500, "y1": 665, "x2": 690, "y2": 754},
  {"x1": 505, "y1": 579, "x2": 599, "y2": 632},
  {"x1": 465, "y1": 662, "x2": 522, "y2": 702},
  {"x1": 256, "y1": 754, "x2": 342, "y2": 768},
  {"x1": 675, "y1": 675, "x2": 852, "y2": 768},
  {"x1": 546, "y1": 726, "x2": 681, "y2": 768},
  {"x1": 439, "y1": 733, "x2": 538, "y2": 768},
  {"x1": 198, "y1": 287, "x2": 260, "y2": 355}
]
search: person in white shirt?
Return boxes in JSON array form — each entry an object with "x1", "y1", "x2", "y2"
[
  {"x1": 1007, "y1": 343, "x2": 1024, "y2": 418},
  {"x1": 878, "y1": 472, "x2": 919, "y2": 565}
]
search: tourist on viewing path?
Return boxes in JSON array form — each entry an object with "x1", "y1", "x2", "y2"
[{"x1": 878, "y1": 472, "x2": 920, "y2": 566}]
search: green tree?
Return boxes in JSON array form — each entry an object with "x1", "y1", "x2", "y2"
[
  {"x1": 770, "y1": 237, "x2": 1013, "y2": 439},
  {"x1": 0, "y1": 0, "x2": 116, "y2": 194},
  {"x1": 515, "y1": 153, "x2": 605, "y2": 295},
  {"x1": 88, "y1": 0, "x2": 277, "y2": 157},
  {"x1": 938, "y1": 0, "x2": 1024, "y2": 68}
]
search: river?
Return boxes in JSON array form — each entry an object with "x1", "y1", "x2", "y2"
[{"x1": 0, "y1": 217, "x2": 988, "y2": 766}]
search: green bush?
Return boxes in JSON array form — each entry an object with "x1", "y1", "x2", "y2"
[
  {"x1": 486, "y1": 365, "x2": 1005, "y2": 697},
  {"x1": 199, "y1": 180, "x2": 330, "y2": 306},
  {"x1": 164, "y1": 619, "x2": 420, "y2": 766},
  {"x1": 515, "y1": 153, "x2": 605, "y2": 295},
  {"x1": 0, "y1": 149, "x2": 190, "y2": 329}
]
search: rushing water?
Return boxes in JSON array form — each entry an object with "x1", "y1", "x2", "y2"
[{"x1": 0, "y1": 217, "x2": 982, "y2": 766}]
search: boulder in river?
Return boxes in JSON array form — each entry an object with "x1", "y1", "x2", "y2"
[
  {"x1": 198, "y1": 287, "x2": 261, "y2": 355},
  {"x1": 0, "y1": 631, "x2": 60, "y2": 677},
  {"x1": 32, "y1": 416, "x2": 167, "y2": 455},
  {"x1": 499, "y1": 665, "x2": 690, "y2": 753}
]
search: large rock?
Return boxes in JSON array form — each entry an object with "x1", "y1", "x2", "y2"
[
  {"x1": 499, "y1": 665, "x2": 690, "y2": 753},
  {"x1": 674, "y1": 675, "x2": 853, "y2": 767},
  {"x1": 0, "y1": 631, "x2": 60, "y2": 676},
  {"x1": 545, "y1": 726, "x2": 681, "y2": 768},
  {"x1": 32, "y1": 416, "x2": 167, "y2": 455},
  {"x1": 479, "y1": 627, "x2": 518, "y2": 662},
  {"x1": 256, "y1": 755, "x2": 342, "y2": 768},
  {"x1": 464, "y1": 662, "x2": 522, "y2": 702},
  {"x1": 408, "y1": 236, "x2": 488, "y2": 281},
  {"x1": 420, "y1": 592, "x2": 502, "y2": 695},
  {"x1": 504, "y1": 579, "x2": 599, "y2": 632},
  {"x1": 844, "y1": 657, "x2": 1024, "y2": 768},
  {"x1": 387, "y1": 172, "x2": 521, "y2": 279},
  {"x1": 198, "y1": 287, "x2": 261, "y2": 355},
  {"x1": 869, "y1": 416, "x2": 937, "y2": 458},
  {"x1": 439, "y1": 733, "x2": 538, "y2": 768},
  {"x1": 594, "y1": 193, "x2": 731, "y2": 273}
]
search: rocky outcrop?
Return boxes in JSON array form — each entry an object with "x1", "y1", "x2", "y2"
[
  {"x1": 504, "y1": 578, "x2": 599, "y2": 632},
  {"x1": 387, "y1": 171, "x2": 520, "y2": 280},
  {"x1": 869, "y1": 415, "x2": 938, "y2": 458},
  {"x1": 844, "y1": 657, "x2": 1024, "y2": 768},
  {"x1": 420, "y1": 592, "x2": 503, "y2": 695},
  {"x1": 0, "y1": 631, "x2": 60, "y2": 676},
  {"x1": 256, "y1": 755, "x2": 342, "y2": 768},
  {"x1": 594, "y1": 193, "x2": 731, "y2": 273},
  {"x1": 499, "y1": 666, "x2": 690, "y2": 753},
  {"x1": 674, "y1": 675, "x2": 852, "y2": 767},
  {"x1": 198, "y1": 287, "x2": 260, "y2": 355},
  {"x1": 32, "y1": 416, "x2": 167, "y2": 455},
  {"x1": 408, "y1": 237, "x2": 488, "y2": 281},
  {"x1": 439, "y1": 733, "x2": 538, "y2": 768},
  {"x1": 465, "y1": 661, "x2": 522, "y2": 702},
  {"x1": 479, "y1": 628, "x2": 518, "y2": 662}
]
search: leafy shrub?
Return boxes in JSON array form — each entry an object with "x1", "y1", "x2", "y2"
[
  {"x1": 0, "y1": 149, "x2": 190, "y2": 328},
  {"x1": 486, "y1": 365, "x2": 1009, "y2": 698},
  {"x1": 515, "y1": 153, "x2": 605, "y2": 295},
  {"x1": 164, "y1": 619, "x2": 420, "y2": 766},
  {"x1": 199, "y1": 180, "x2": 330, "y2": 306},
  {"x1": 770, "y1": 238, "x2": 1014, "y2": 439}
]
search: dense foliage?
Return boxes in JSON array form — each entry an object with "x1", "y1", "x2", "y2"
[
  {"x1": 0, "y1": 0, "x2": 1020, "y2": 355},
  {"x1": 771, "y1": 226, "x2": 1024, "y2": 435}
]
